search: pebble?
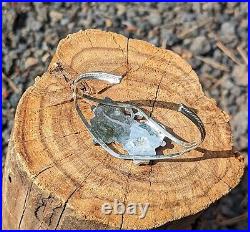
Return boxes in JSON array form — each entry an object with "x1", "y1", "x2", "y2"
[
  {"x1": 223, "y1": 77, "x2": 234, "y2": 89},
  {"x1": 190, "y1": 36, "x2": 211, "y2": 55},
  {"x1": 49, "y1": 10, "x2": 63, "y2": 23},
  {"x1": 148, "y1": 11, "x2": 162, "y2": 26},
  {"x1": 41, "y1": 53, "x2": 50, "y2": 63},
  {"x1": 221, "y1": 21, "x2": 236, "y2": 40},
  {"x1": 161, "y1": 29, "x2": 179, "y2": 46},
  {"x1": 232, "y1": 109, "x2": 248, "y2": 149},
  {"x1": 116, "y1": 4, "x2": 126, "y2": 16},
  {"x1": 29, "y1": 21, "x2": 42, "y2": 31},
  {"x1": 232, "y1": 65, "x2": 248, "y2": 86},
  {"x1": 61, "y1": 18, "x2": 69, "y2": 26},
  {"x1": 24, "y1": 57, "x2": 38, "y2": 69},
  {"x1": 9, "y1": 93, "x2": 21, "y2": 108},
  {"x1": 36, "y1": 6, "x2": 48, "y2": 22}
]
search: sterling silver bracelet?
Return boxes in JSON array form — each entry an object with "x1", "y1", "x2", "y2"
[{"x1": 72, "y1": 72, "x2": 206, "y2": 165}]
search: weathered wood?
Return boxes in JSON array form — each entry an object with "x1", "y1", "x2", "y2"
[{"x1": 2, "y1": 29, "x2": 245, "y2": 229}]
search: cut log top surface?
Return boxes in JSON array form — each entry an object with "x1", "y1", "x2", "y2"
[{"x1": 3, "y1": 29, "x2": 244, "y2": 229}]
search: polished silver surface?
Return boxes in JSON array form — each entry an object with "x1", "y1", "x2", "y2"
[{"x1": 72, "y1": 72, "x2": 206, "y2": 165}]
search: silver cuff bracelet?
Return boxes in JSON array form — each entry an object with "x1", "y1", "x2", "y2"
[{"x1": 72, "y1": 72, "x2": 206, "y2": 165}]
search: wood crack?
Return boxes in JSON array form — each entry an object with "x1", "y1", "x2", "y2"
[
  {"x1": 150, "y1": 76, "x2": 163, "y2": 117},
  {"x1": 148, "y1": 165, "x2": 153, "y2": 189},
  {"x1": 18, "y1": 183, "x2": 33, "y2": 229},
  {"x1": 18, "y1": 151, "x2": 78, "y2": 229},
  {"x1": 126, "y1": 37, "x2": 129, "y2": 66},
  {"x1": 55, "y1": 156, "x2": 110, "y2": 229},
  {"x1": 33, "y1": 165, "x2": 54, "y2": 180},
  {"x1": 85, "y1": 31, "x2": 94, "y2": 48},
  {"x1": 34, "y1": 195, "x2": 51, "y2": 220},
  {"x1": 111, "y1": 34, "x2": 126, "y2": 61},
  {"x1": 32, "y1": 153, "x2": 76, "y2": 181},
  {"x1": 18, "y1": 159, "x2": 58, "y2": 229},
  {"x1": 150, "y1": 55, "x2": 173, "y2": 117},
  {"x1": 119, "y1": 172, "x2": 131, "y2": 229},
  {"x1": 201, "y1": 162, "x2": 232, "y2": 191},
  {"x1": 130, "y1": 49, "x2": 161, "y2": 74},
  {"x1": 47, "y1": 99, "x2": 73, "y2": 108},
  {"x1": 22, "y1": 131, "x2": 82, "y2": 143},
  {"x1": 110, "y1": 34, "x2": 130, "y2": 81}
]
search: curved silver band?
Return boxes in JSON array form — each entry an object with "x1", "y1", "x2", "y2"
[{"x1": 72, "y1": 72, "x2": 206, "y2": 161}]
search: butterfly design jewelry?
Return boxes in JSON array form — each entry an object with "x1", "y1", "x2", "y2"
[{"x1": 72, "y1": 72, "x2": 205, "y2": 165}]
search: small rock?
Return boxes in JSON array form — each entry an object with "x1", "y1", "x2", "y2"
[
  {"x1": 201, "y1": 64, "x2": 212, "y2": 73},
  {"x1": 67, "y1": 22, "x2": 75, "y2": 31},
  {"x1": 212, "y1": 69, "x2": 222, "y2": 79},
  {"x1": 189, "y1": 58, "x2": 202, "y2": 69},
  {"x1": 41, "y1": 53, "x2": 50, "y2": 63},
  {"x1": 220, "y1": 21, "x2": 236, "y2": 42},
  {"x1": 213, "y1": 49, "x2": 223, "y2": 62},
  {"x1": 232, "y1": 65, "x2": 248, "y2": 86},
  {"x1": 233, "y1": 86, "x2": 242, "y2": 97},
  {"x1": 210, "y1": 88, "x2": 220, "y2": 97},
  {"x1": 2, "y1": 88, "x2": 9, "y2": 99},
  {"x1": 49, "y1": 11, "x2": 63, "y2": 23},
  {"x1": 149, "y1": 37, "x2": 158, "y2": 46},
  {"x1": 36, "y1": 7, "x2": 48, "y2": 22},
  {"x1": 161, "y1": 29, "x2": 179, "y2": 46},
  {"x1": 221, "y1": 21, "x2": 236, "y2": 36},
  {"x1": 123, "y1": 21, "x2": 137, "y2": 33},
  {"x1": 236, "y1": 94, "x2": 247, "y2": 106},
  {"x1": 60, "y1": 18, "x2": 69, "y2": 26},
  {"x1": 116, "y1": 4, "x2": 126, "y2": 16},
  {"x1": 240, "y1": 18, "x2": 248, "y2": 29},
  {"x1": 126, "y1": 8, "x2": 137, "y2": 18},
  {"x1": 25, "y1": 57, "x2": 38, "y2": 69},
  {"x1": 148, "y1": 11, "x2": 161, "y2": 26},
  {"x1": 105, "y1": 18, "x2": 113, "y2": 28},
  {"x1": 223, "y1": 77, "x2": 234, "y2": 89},
  {"x1": 34, "y1": 49, "x2": 44, "y2": 58},
  {"x1": 9, "y1": 93, "x2": 21, "y2": 108},
  {"x1": 27, "y1": 19, "x2": 42, "y2": 31},
  {"x1": 238, "y1": 136, "x2": 248, "y2": 150},
  {"x1": 202, "y1": 2, "x2": 215, "y2": 11},
  {"x1": 180, "y1": 13, "x2": 196, "y2": 22},
  {"x1": 190, "y1": 36, "x2": 211, "y2": 55},
  {"x1": 232, "y1": 109, "x2": 248, "y2": 137},
  {"x1": 228, "y1": 105, "x2": 237, "y2": 115},
  {"x1": 183, "y1": 38, "x2": 192, "y2": 47}
]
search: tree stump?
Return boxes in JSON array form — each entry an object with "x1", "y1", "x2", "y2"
[{"x1": 2, "y1": 29, "x2": 245, "y2": 229}]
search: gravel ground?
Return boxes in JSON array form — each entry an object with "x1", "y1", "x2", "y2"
[{"x1": 2, "y1": 2, "x2": 248, "y2": 229}]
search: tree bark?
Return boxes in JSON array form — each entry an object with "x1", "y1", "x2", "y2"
[{"x1": 2, "y1": 29, "x2": 245, "y2": 229}]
